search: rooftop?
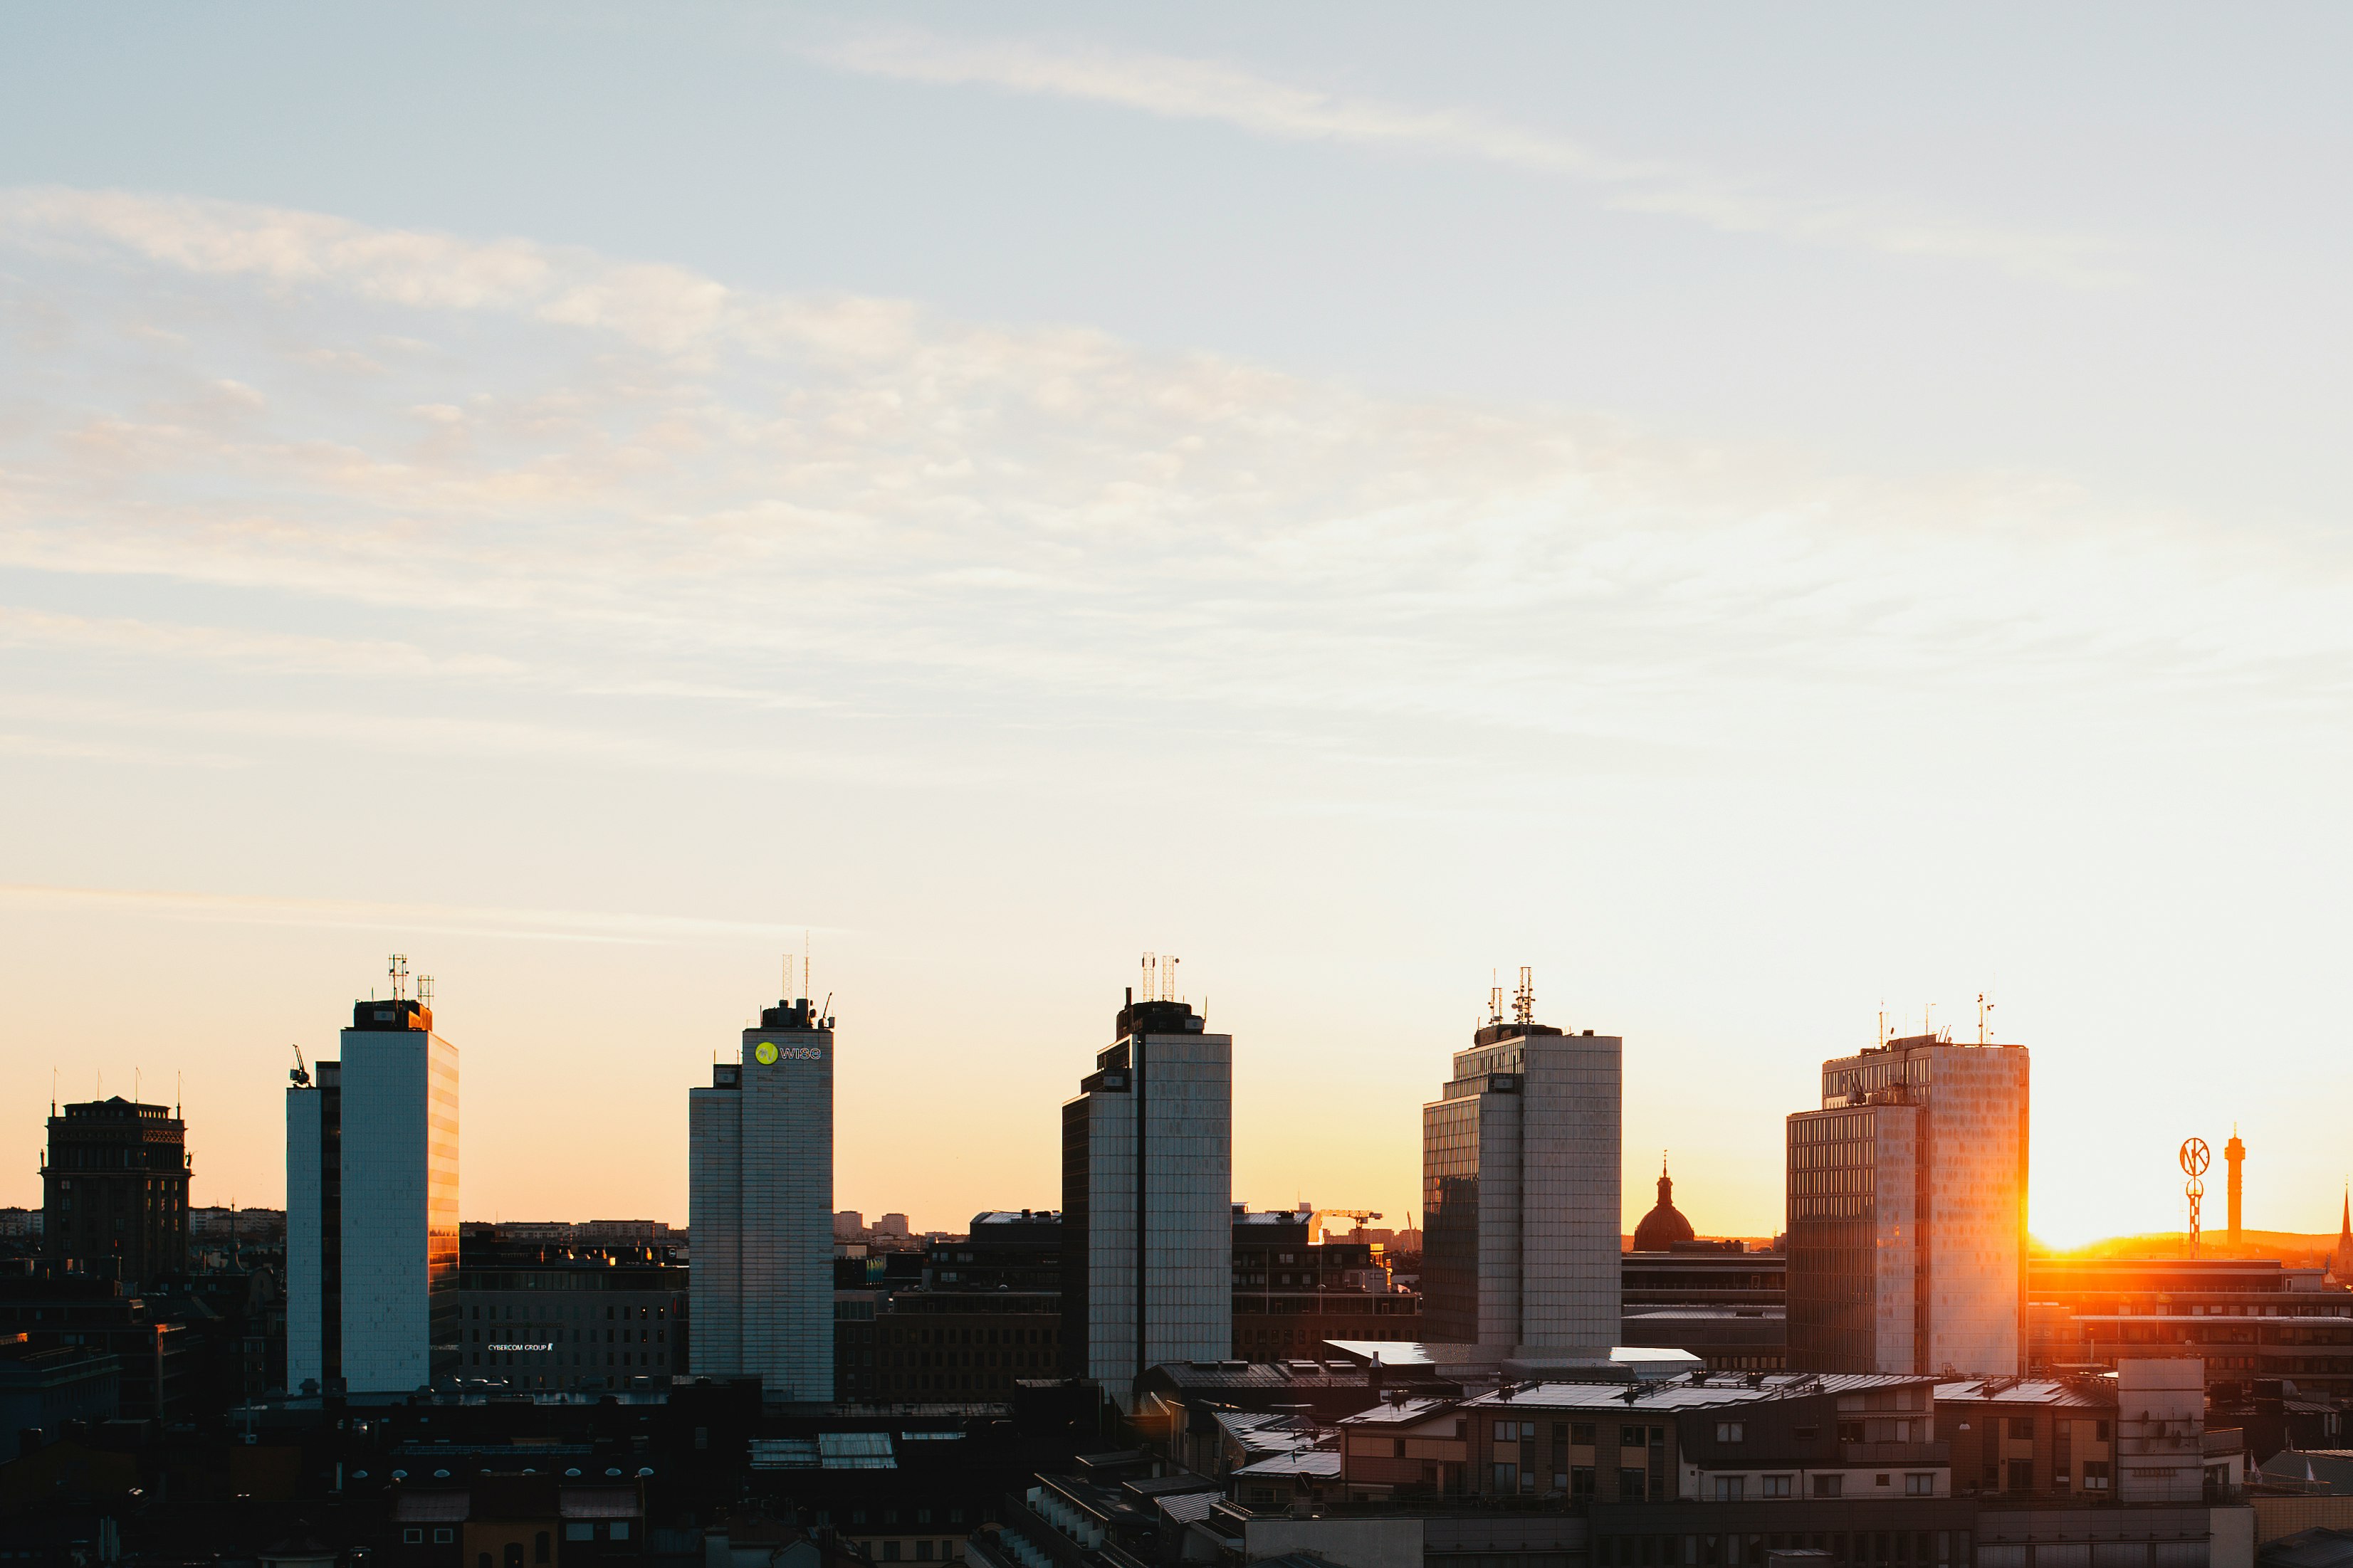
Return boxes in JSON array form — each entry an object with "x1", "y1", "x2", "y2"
[{"x1": 1935, "y1": 1377, "x2": 2117, "y2": 1409}]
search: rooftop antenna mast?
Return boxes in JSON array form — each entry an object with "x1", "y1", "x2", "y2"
[
  {"x1": 1488, "y1": 971, "x2": 1503, "y2": 1028},
  {"x1": 1142, "y1": 952, "x2": 1157, "y2": 1003},
  {"x1": 1163, "y1": 954, "x2": 1180, "y2": 1001},
  {"x1": 1514, "y1": 967, "x2": 1534, "y2": 1027},
  {"x1": 418, "y1": 975, "x2": 434, "y2": 1011},
  {"x1": 388, "y1": 952, "x2": 409, "y2": 1002},
  {"x1": 2181, "y1": 1137, "x2": 2211, "y2": 1258},
  {"x1": 1977, "y1": 992, "x2": 1993, "y2": 1046},
  {"x1": 802, "y1": 929, "x2": 810, "y2": 1004}
]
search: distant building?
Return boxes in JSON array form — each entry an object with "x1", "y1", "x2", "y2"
[
  {"x1": 834, "y1": 1211, "x2": 865, "y2": 1240},
  {"x1": 1630, "y1": 1158, "x2": 1697, "y2": 1252},
  {"x1": 1785, "y1": 1032, "x2": 2028, "y2": 1376},
  {"x1": 42, "y1": 1098, "x2": 190, "y2": 1288},
  {"x1": 874, "y1": 1214, "x2": 911, "y2": 1238},
  {"x1": 688, "y1": 991, "x2": 834, "y2": 1401},
  {"x1": 1230, "y1": 1206, "x2": 1420, "y2": 1359},
  {"x1": 454, "y1": 1230, "x2": 686, "y2": 1391},
  {"x1": 1421, "y1": 987, "x2": 1621, "y2": 1354},
  {"x1": 2027, "y1": 1254, "x2": 2353, "y2": 1399},
  {"x1": 1062, "y1": 990, "x2": 1232, "y2": 1404},
  {"x1": 2334, "y1": 1189, "x2": 2353, "y2": 1285},
  {"x1": 285, "y1": 991, "x2": 459, "y2": 1394}
]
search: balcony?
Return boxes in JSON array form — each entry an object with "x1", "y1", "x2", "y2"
[{"x1": 1840, "y1": 1441, "x2": 1951, "y2": 1466}]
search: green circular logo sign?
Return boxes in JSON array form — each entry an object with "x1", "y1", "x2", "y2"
[{"x1": 753, "y1": 1041, "x2": 780, "y2": 1065}]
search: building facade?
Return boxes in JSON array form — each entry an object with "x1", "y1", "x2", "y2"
[
  {"x1": 1231, "y1": 1207, "x2": 1420, "y2": 1359},
  {"x1": 1422, "y1": 1002, "x2": 1622, "y2": 1353},
  {"x1": 286, "y1": 994, "x2": 460, "y2": 1394},
  {"x1": 1061, "y1": 992, "x2": 1232, "y2": 1403},
  {"x1": 41, "y1": 1098, "x2": 190, "y2": 1288},
  {"x1": 688, "y1": 993, "x2": 834, "y2": 1401},
  {"x1": 1786, "y1": 1034, "x2": 2028, "y2": 1377},
  {"x1": 454, "y1": 1228, "x2": 687, "y2": 1390}
]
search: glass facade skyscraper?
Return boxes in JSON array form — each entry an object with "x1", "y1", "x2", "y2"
[
  {"x1": 1421, "y1": 1014, "x2": 1621, "y2": 1353},
  {"x1": 1061, "y1": 994, "x2": 1231, "y2": 1408},
  {"x1": 1786, "y1": 1034, "x2": 2029, "y2": 1376},
  {"x1": 285, "y1": 994, "x2": 459, "y2": 1394},
  {"x1": 688, "y1": 994, "x2": 835, "y2": 1402}
]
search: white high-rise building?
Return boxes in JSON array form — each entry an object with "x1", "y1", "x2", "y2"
[
  {"x1": 1421, "y1": 988, "x2": 1622, "y2": 1354},
  {"x1": 286, "y1": 991, "x2": 458, "y2": 1394},
  {"x1": 688, "y1": 994, "x2": 834, "y2": 1401},
  {"x1": 1785, "y1": 1033, "x2": 2030, "y2": 1375},
  {"x1": 1061, "y1": 991, "x2": 1232, "y2": 1407}
]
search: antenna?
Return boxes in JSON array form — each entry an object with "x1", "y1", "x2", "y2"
[
  {"x1": 1163, "y1": 955, "x2": 1180, "y2": 1001},
  {"x1": 802, "y1": 930, "x2": 810, "y2": 1004},
  {"x1": 1142, "y1": 952, "x2": 1156, "y2": 1004},
  {"x1": 1514, "y1": 967, "x2": 1534, "y2": 1027},
  {"x1": 418, "y1": 974, "x2": 434, "y2": 1011},
  {"x1": 2181, "y1": 1137, "x2": 2211, "y2": 1258},
  {"x1": 1488, "y1": 970, "x2": 1503, "y2": 1028},
  {"x1": 388, "y1": 953, "x2": 409, "y2": 1001},
  {"x1": 1977, "y1": 992, "x2": 1993, "y2": 1046}
]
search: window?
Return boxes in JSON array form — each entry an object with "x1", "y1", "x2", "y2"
[
  {"x1": 1813, "y1": 1475, "x2": 1843, "y2": 1498},
  {"x1": 1497, "y1": 1419, "x2": 1518, "y2": 1441},
  {"x1": 1620, "y1": 1468, "x2": 1647, "y2": 1502},
  {"x1": 1793, "y1": 1426, "x2": 1818, "y2": 1443},
  {"x1": 1573, "y1": 1422, "x2": 1598, "y2": 1446},
  {"x1": 1906, "y1": 1475, "x2": 1934, "y2": 1496},
  {"x1": 2095, "y1": 1421, "x2": 2110, "y2": 1442},
  {"x1": 2008, "y1": 1418, "x2": 2035, "y2": 1440},
  {"x1": 535, "y1": 1532, "x2": 551, "y2": 1564},
  {"x1": 1717, "y1": 1422, "x2": 1744, "y2": 1444},
  {"x1": 434, "y1": 1530, "x2": 453, "y2": 1545},
  {"x1": 1572, "y1": 1467, "x2": 1596, "y2": 1501},
  {"x1": 404, "y1": 1531, "x2": 423, "y2": 1545},
  {"x1": 918, "y1": 1545, "x2": 934, "y2": 1562},
  {"x1": 1761, "y1": 1475, "x2": 1791, "y2": 1498},
  {"x1": 1622, "y1": 1425, "x2": 1648, "y2": 1448},
  {"x1": 1494, "y1": 1463, "x2": 1520, "y2": 1493},
  {"x1": 2083, "y1": 1462, "x2": 2111, "y2": 1491},
  {"x1": 1395, "y1": 1438, "x2": 1408, "y2": 1458},
  {"x1": 1714, "y1": 1476, "x2": 1745, "y2": 1502},
  {"x1": 884, "y1": 1547, "x2": 901, "y2": 1563},
  {"x1": 2008, "y1": 1459, "x2": 2033, "y2": 1492},
  {"x1": 1837, "y1": 1420, "x2": 1863, "y2": 1443}
]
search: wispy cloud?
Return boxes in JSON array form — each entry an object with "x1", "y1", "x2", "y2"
[
  {"x1": 805, "y1": 30, "x2": 2129, "y2": 288},
  {"x1": 0, "y1": 186, "x2": 2345, "y2": 812},
  {"x1": 0, "y1": 883, "x2": 826, "y2": 946}
]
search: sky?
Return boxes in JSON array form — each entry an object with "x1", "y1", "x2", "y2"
[{"x1": 3, "y1": 4, "x2": 2351, "y2": 1248}]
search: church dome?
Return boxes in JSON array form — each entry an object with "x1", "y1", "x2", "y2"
[{"x1": 1633, "y1": 1159, "x2": 1697, "y2": 1251}]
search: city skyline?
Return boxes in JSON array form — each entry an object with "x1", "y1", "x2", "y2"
[
  {"x1": 6, "y1": 949, "x2": 2337, "y2": 1253},
  {"x1": 7, "y1": 9, "x2": 2353, "y2": 1254}
]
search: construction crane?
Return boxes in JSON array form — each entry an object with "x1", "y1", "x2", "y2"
[
  {"x1": 1311, "y1": 1209, "x2": 1383, "y2": 1241},
  {"x1": 289, "y1": 1045, "x2": 310, "y2": 1088}
]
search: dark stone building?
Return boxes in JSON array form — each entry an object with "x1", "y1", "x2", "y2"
[{"x1": 42, "y1": 1097, "x2": 192, "y2": 1288}]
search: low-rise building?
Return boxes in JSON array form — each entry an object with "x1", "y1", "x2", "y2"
[
  {"x1": 1339, "y1": 1372, "x2": 1946, "y2": 1505},
  {"x1": 454, "y1": 1231, "x2": 687, "y2": 1391}
]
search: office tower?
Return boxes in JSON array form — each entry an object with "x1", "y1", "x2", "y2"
[
  {"x1": 1062, "y1": 989, "x2": 1232, "y2": 1405},
  {"x1": 286, "y1": 991, "x2": 459, "y2": 1394},
  {"x1": 689, "y1": 992, "x2": 834, "y2": 1401},
  {"x1": 41, "y1": 1097, "x2": 191, "y2": 1287},
  {"x1": 1784, "y1": 1031, "x2": 2029, "y2": 1376},
  {"x1": 1421, "y1": 980, "x2": 1622, "y2": 1353}
]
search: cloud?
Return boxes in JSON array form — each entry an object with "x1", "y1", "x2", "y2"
[
  {"x1": 805, "y1": 30, "x2": 2129, "y2": 289},
  {"x1": 0, "y1": 186, "x2": 2346, "y2": 810},
  {"x1": 0, "y1": 882, "x2": 825, "y2": 946}
]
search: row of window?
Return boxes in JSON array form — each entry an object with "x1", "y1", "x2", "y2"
[
  {"x1": 468, "y1": 1303, "x2": 668, "y2": 1320},
  {"x1": 1601, "y1": 1527, "x2": 1967, "y2": 1567},
  {"x1": 1708, "y1": 1473, "x2": 1937, "y2": 1500}
]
